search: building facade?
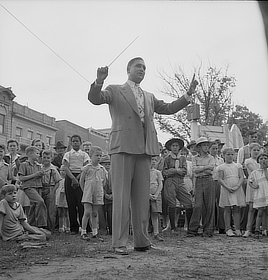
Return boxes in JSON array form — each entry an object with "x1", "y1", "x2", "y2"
[{"x1": 0, "y1": 85, "x2": 110, "y2": 153}]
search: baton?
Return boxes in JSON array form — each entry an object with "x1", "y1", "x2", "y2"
[{"x1": 108, "y1": 36, "x2": 139, "y2": 67}]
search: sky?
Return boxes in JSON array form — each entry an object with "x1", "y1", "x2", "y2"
[{"x1": 1, "y1": 0, "x2": 268, "y2": 144}]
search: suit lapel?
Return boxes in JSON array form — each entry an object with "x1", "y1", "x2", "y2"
[{"x1": 120, "y1": 83, "x2": 140, "y2": 117}]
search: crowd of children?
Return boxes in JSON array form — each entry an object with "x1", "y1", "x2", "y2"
[{"x1": 0, "y1": 131, "x2": 268, "y2": 244}]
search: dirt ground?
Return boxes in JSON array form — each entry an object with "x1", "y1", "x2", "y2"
[{"x1": 1, "y1": 229, "x2": 268, "y2": 280}]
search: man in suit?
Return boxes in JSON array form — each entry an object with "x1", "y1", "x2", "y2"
[{"x1": 88, "y1": 57, "x2": 198, "y2": 254}]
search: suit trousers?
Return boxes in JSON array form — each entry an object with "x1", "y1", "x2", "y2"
[{"x1": 111, "y1": 153, "x2": 151, "y2": 248}]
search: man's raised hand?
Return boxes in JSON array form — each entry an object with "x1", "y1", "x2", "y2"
[{"x1": 96, "y1": 66, "x2": 108, "y2": 84}]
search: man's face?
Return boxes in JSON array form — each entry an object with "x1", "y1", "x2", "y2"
[
  {"x1": 249, "y1": 133, "x2": 258, "y2": 144},
  {"x1": 127, "y1": 59, "x2": 146, "y2": 84},
  {"x1": 56, "y1": 147, "x2": 66, "y2": 155}
]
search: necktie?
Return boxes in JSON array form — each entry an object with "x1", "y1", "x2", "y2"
[{"x1": 134, "y1": 84, "x2": 145, "y2": 122}]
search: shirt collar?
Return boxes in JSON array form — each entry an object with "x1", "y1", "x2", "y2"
[
  {"x1": 127, "y1": 80, "x2": 139, "y2": 88},
  {"x1": 170, "y1": 152, "x2": 180, "y2": 160}
]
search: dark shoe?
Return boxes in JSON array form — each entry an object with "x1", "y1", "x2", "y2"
[
  {"x1": 153, "y1": 234, "x2": 164, "y2": 241},
  {"x1": 70, "y1": 231, "x2": 79, "y2": 235},
  {"x1": 81, "y1": 234, "x2": 91, "y2": 241},
  {"x1": 113, "y1": 247, "x2": 129, "y2": 255},
  {"x1": 134, "y1": 245, "x2": 151, "y2": 252},
  {"x1": 92, "y1": 234, "x2": 104, "y2": 242},
  {"x1": 218, "y1": 229, "x2": 226, "y2": 234},
  {"x1": 202, "y1": 232, "x2": 213, "y2": 238},
  {"x1": 186, "y1": 231, "x2": 198, "y2": 237}
]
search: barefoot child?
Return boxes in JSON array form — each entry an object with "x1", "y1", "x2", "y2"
[
  {"x1": 218, "y1": 148, "x2": 246, "y2": 237},
  {"x1": 149, "y1": 156, "x2": 164, "y2": 241},
  {"x1": 0, "y1": 184, "x2": 47, "y2": 241},
  {"x1": 55, "y1": 166, "x2": 70, "y2": 233},
  {"x1": 80, "y1": 146, "x2": 107, "y2": 241},
  {"x1": 248, "y1": 153, "x2": 268, "y2": 238}
]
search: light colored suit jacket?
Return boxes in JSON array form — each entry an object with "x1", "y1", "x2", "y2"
[{"x1": 88, "y1": 82, "x2": 189, "y2": 156}]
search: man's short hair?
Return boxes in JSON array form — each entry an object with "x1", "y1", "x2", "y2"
[
  {"x1": 127, "y1": 57, "x2": 144, "y2": 73},
  {"x1": 1, "y1": 184, "x2": 18, "y2": 196}
]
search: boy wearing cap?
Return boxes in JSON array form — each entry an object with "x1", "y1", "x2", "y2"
[
  {"x1": 0, "y1": 144, "x2": 10, "y2": 200},
  {"x1": 18, "y1": 146, "x2": 47, "y2": 228},
  {"x1": 52, "y1": 141, "x2": 67, "y2": 170},
  {"x1": 162, "y1": 138, "x2": 193, "y2": 233},
  {"x1": 100, "y1": 154, "x2": 112, "y2": 235},
  {"x1": 187, "y1": 137, "x2": 215, "y2": 237}
]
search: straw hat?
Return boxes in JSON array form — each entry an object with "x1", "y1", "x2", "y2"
[
  {"x1": 165, "y1": 138, "x2": 184, "y2": 151},
  {"x1": 196, "y1": 137, "x2": 210, "y2": 146}
]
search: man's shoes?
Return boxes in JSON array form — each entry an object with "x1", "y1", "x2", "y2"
[
  {"x1": 153, "y1": 234, "x2": 164, "y2": 241},
  {"x1": 202, "y1": 231, "x2": 213, "y2": 238},
  {"x1": 70, "y1": 231, "x2": 79, "y2": 235},
  {"x1": 134, "y1": 244, "x2": 160, "y2": 252},
  {"x1": 218, "y1": 228, "x2": 226, "y2": 234},
  {"x1": 113, "y1": 246, "x2": 129, "y2": 255}
]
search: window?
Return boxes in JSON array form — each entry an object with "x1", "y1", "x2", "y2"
[
  {"x1": 16, "y1": 127, "x2": 23, "y2": 137},
  {"x1": 27, "y1": 130, "x2": 34, "y2": 140},
  {"x1": 0, "y1": 114, "x2": 5, "y2": 134},
  {"x1": 36, "y1": 133, "x2": 42, "y2": 139},
  {"x1": 46, "y1": 136, "x2": 52, "y2": 146}
]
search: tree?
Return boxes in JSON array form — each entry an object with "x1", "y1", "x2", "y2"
[
  {"x1": 155, "y1": 64, "x2": 236, "y2": 142},
  {"x1": 228, "y1": 104, "x2": 268, "y2": 144}
]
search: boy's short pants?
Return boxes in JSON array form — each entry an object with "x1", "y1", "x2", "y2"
[{"x1": 82, "y1": 180, "x2": 104, "y2": 205}]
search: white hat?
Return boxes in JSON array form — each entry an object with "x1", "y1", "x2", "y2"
[{"x1": 196, "y1": 137, "x2": 210, "y2": 146}]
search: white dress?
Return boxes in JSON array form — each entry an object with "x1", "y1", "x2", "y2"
[
  {"x1": 249, "y1": 169, "x2": 268, "y2": 209},
  {"x1": 218, "y1": 163, "x2": 246, "y2": 207},
  {"x1": 245, "y1": 158, "x2": 259, "y2": 203}
]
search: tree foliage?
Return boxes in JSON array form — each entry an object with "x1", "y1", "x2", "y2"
[
  {"x1": 155, "y1": 65, "x2": 236, "y2": 142},
  {"x1": 228, "y1": 104, "x2": 268, "y2": 144}
]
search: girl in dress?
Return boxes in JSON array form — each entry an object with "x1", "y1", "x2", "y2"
[
  {"x1": 55, "y1": 166, "x2": 70, "y2": 233},
  {"x1": 248, "y1": 153, "x2": 268, "y2": 238},
  {"x1": 218, "y1": 147, "x2": 246, "y2": 237},
  {"x1": 243, "y1": 143, "x2": 261, "y2": 237}
]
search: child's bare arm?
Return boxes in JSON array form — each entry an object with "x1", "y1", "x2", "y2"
[
  {"x1": 20, "y1": 220, "x2": 43, "y2": 234},
  {"x1": 79, "y1": 170, "x2": 86, "y2": 191},
  {"x1": 233, "y1": 168, "x2": 245, "y2": 190},
  {"x1": 218, "y1": 170, "x2": 233, "y2": 193},
  {"x1": 19, "y1": 170, "x2": 44, "y2": 182},
  {"x1": 63, "y1": 159, "x2": 79, "y2": 184}
]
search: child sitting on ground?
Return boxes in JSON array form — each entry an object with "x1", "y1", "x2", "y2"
[
  {"x1": 79, "y1": 146, "x2": 107, "y2": 241},
  {"x1": 0, "y1": 184, "x2": 49, "y2": 241}
]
